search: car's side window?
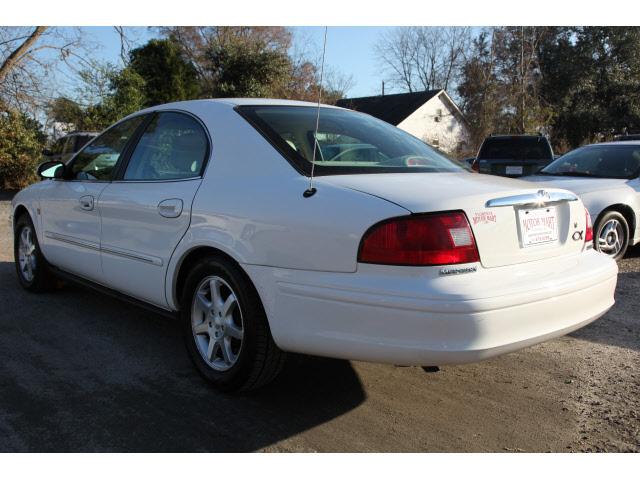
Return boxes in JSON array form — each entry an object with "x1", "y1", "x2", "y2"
[
  {"x1": 69, "y1": 116, "x2": 145, "y2": 181},
  {"x1": 123, "y1": 112, "x2": 208, "y2": 181}
]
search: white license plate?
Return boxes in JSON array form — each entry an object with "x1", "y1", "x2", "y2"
[
  {"x1": 518, "y1": 207, "x2": 559, "y2": 247},
  {"x1": 506, "y1": 165, "x2": 523, "y2": 175}
]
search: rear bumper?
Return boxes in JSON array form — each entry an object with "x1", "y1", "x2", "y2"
[{"x1": 245, "y1": 250, "x2": 618, "y2": 365}]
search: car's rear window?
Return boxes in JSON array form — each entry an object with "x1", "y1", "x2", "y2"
[
  {"x1": 478, "y1": 137, "x2": 552, "y2": 160},
  {"x1": 237, "y1": 105, "x2": 462, "y2": 175},
  {"x1": 541, "y1": 144, "x2": 640, "y2": 179}
]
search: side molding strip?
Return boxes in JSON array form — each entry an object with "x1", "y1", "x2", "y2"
[{"x1": 44, "y1": 231, "x2": 163, "y2": 266}]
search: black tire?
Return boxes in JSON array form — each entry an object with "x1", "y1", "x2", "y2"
[
  {"x1": 14, "y1": 213, "x2": 54, "y2": 292},
  {"x1": 181, "y1": 255, "x2": 285, "y2": 392},
  {"x1": 594, "y1": 210, "x2": 630, "y2": 261}
]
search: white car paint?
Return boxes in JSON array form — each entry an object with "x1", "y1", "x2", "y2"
[
  {"x1": 11, "y1": 98, "x2": 618, "y2": 366},
  {"x1": 523, "y1": 174, "x2": 640, "y2": 246}
]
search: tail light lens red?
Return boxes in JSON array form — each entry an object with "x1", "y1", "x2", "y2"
[
  {"x1": 471, "y1": 161, "x2": 479, "y2": 172},
  {"x1": 585, "y1": 208, "x2": 593, "y2": 244},
  {"x1": 358, "y1": 211, "x2": 480, "y2": 266}
]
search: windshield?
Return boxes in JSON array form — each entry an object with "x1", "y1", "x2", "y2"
[
  {"x1": 541, "y1": 144, "x2": 640, "y2": 179},
  {"x1": 478, "y1": 137, "x2": 552, "y2": 160},
  {"x1": 237, "y1": 105, "x2": 463, "y2": 175}
]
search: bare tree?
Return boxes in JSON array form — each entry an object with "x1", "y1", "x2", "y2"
[
  {"x1": 375, "y1": 27, "x2": 472, "y2": 94},
  {"x1": 0, "y1": 26, "x2": 47, "y2": 84},
  {"x1": 0, "y1": 27, "x2": 90, "y2": 116}
]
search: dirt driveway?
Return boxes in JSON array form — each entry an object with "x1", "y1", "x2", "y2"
[{"x1": 0, "y1": 193, "x2": 638, "y2": 452}]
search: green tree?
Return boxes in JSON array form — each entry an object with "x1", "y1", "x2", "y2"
[
  {"x1": 202, "y1": 41, "x2": 291, "y2": 98},
  {"x1": 0, "y1": 107, "x2": 45, "y2": 189},
  {"x1": 540, "y1": 27, "x2": 640, "y2": 148},
  {"x1": 129, "y1": 38, "x2": 199, "y2": 107}
]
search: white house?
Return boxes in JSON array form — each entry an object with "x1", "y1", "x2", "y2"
[{"x1": 337, "y1": 89, "x2": 470, "y2": 154}]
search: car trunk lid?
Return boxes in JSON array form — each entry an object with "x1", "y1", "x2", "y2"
[{"x1": 318, "y1": 172, "x2": 586, "y2": 268}]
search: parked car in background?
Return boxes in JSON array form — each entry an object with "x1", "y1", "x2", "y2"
[
  {"x1": 613, "y1": 133, "x2": 640, "y2": 142},
  {"x1": 472, "y1": 134, "x2": 554, "y2": 177},
  {"x1": 12, "y1": 99, "x2": 617, "y2": 391},
  {"x1": 523, "y1": 141, "x2": 640, "y2": 259},
  {"x1": 44, "y1": 131, "x2": 98, "y2": 164}
]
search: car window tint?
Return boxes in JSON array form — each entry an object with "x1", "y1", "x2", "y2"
[
  {"x1": 239, "y1": 106, "x2": 461, "y2": 175},
  {"x1": 62, "y1": 137, "x2": 75, "y2": 155},
  {"x1": 123, "y1": 112, "x2": 208, "y2": 181},
  {"x1": 478, "y1": 137, "x2": 552, "y2": 160},
  {"x1": 70, "y1": 116, "x2": 145, "y2": 181},
  {"x1": 542, "y1": 145, "x2": 640, "y2": 179},
  {"x1": 74, "y1": 135, "x2": 95, "y2": 152}
]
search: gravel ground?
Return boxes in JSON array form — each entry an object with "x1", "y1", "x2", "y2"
[{"x1": 0, "y1": 193, "x2": 638, "y2": 452}]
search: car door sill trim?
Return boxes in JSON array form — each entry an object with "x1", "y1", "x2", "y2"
[
  {"x1": 49, "y1": 266, "x2": 177, "y2": 319},
  {"x1": 45, "y1": 231, "x2": 163, "y2": 266},
  {"x1": 100, "y1": 245, "x2": 163, "y2": 266},
  {"x1": 45, "y1": 231, "x2": 100, "y2": 251}
]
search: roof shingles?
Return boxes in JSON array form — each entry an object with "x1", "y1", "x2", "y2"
[{"x1": 336, "y1": 90, "x2": 442, "y2": 125}]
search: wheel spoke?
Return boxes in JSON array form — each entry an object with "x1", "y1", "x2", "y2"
[
  {"x1": 225, "y1": 322, "x2": 243, "y2": 340},
  {"x1": 195, "y1": 292, "x2": 211, "y2": 312},
  {"x1": 220, "y1": 338, "x2": 233, "y2": 364},
  {"x1": 206, "y1": 337, "x2": 216, "y2": 361},
  {"x1": 209, "y1": 278, "x2": 222, "y2": 307},
  {"x1": 193, "y1": 321, "x2": 209, "y2": 335},
  {"x1": 221, "y1": 293, "x2": 236, "y2": 317}
]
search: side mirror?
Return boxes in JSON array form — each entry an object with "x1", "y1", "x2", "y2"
[{"x1": 37, "y1": 160, "x2": 65, "y2": 179}]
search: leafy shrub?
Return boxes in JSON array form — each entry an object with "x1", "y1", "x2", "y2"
[{"x1": 0, "y1": 109, "x2": 44, "y2": 190}]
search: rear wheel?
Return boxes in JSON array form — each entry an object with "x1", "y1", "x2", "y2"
[
  {"x1": 14, "y1": 214, "x2": 54, "y2": 292},
  {"x1": 181, "y1": 255, "x2": 285, "y2": 391},
  {"x1": 594, "y1": 211, "x2": 629, "y2": 260}
]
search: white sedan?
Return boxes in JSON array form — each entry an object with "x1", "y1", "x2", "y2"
[
  {"x1": 11, "y1": 99, "x2": 618, "y2": 391},
  {"x1": 523, "y1": 141, "x2": 640, "y2": 260}
]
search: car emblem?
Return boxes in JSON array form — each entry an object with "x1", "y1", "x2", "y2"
[
  {"x1": 572, "y1": 231, "x2": 584, "y2": 241},
  {"x1": 537, "y1": 189, "x2": 551, "y2": 201}
]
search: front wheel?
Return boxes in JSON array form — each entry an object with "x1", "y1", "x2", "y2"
[
  {"x1": 181, "y1": 255, "x2": 285, "y2": 392},
  {"x1": 594, "y1": 211, "x2": 629, "y2": 260},
  {"x1": 14, "y1": 214, "x2": 54, "y2": 292}
]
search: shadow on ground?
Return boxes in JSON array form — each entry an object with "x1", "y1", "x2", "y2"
[{"x1": 0, "y1": 261, "x2": 365, "y2": 452}]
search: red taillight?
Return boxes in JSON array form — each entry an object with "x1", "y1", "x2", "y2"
[
  {"x1": 585, "y1": 208, "x2": 593, "y2": 244},
  {"x1": 471, "y1": 161, "x2": 479, "y2": 172},
  {"x1": 358, "y1": 212, "x2": 480, "y2": 266}
]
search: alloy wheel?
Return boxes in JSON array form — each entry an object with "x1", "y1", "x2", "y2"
[
  {"x1": 191, "y1": 275, "x2": 244, "y2": 371},
  {"x1": 18, "y1": 226, "x2": 37, "y2": 283},
  {"x1": 597, "y1": 218, "x2": 625, "y2": 257}
]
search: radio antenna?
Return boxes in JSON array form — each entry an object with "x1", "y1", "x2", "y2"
[{"x1": 303, "y1": 26, "x2": 328, "y2": 198}]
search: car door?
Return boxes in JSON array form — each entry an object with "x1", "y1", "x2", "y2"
[
  {"x1": 98, "y1": 111, "x2": 210, "y2": 307},
  {"x1": 39, "y1": 116, "x2": 147, "y2": 282}
]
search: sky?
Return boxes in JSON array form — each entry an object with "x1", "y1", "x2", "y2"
[{"x1": 70, "y1": 26, "x2": 394, "y2": 99}]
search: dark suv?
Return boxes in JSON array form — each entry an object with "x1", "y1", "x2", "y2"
[{"x1": 472, "y1": 134, "x2": 554, "y2": 177}]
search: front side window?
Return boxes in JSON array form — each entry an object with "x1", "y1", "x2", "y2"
[
  {"x1": 123, "y1": 112, "x2": 208, "y2": 181},
  {"x1": 70, "y1": 116, "x2": 146, "y2": 181},
  {"x1": 541, "y1": 145, "x2": 640, "y2": 179},
  {"x1": 237, "y1": 105, "x2": 462, "y2": 175}
]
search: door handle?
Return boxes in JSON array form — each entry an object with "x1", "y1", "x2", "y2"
[
  {"x1": 79, "y1": 195, "x2": 95, "y2": 211},
  {"x1": 158, "y1": 198, "x2": 183, "y2": 218}
]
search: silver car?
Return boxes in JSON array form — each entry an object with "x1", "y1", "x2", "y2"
[{"x1": 523, "y1": 141, "x2": 640, "y2": 259}]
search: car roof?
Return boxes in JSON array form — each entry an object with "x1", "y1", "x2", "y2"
[
  {"x1": 153, "y1": 98, "x2": 343, "y2": 110},
  {"x1": 581, "y1": 140, "x2": 640, "y2": 147},
  {"x1": 485, "y1": 134, "x2": 547, "y2": 139}
]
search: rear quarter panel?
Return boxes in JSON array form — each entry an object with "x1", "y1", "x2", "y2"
[{"x1": 163, "y1": 101, "x2": 408, "y2": 309}]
